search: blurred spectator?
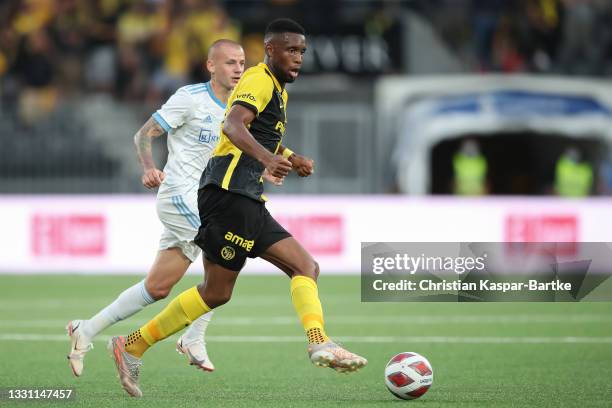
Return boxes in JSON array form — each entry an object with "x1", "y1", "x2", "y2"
[
  {"x1": 14, "y1": 29, "x2": 58, "y2": 124},
  {"x1": 148, "y1": 5, "x2": 190, "y2": 101},
  {"x1": 12, "y1": 0, "x2": 54, "y2": 36},
  {"x1": 242, "y1": 33, "x2": 265, "y2": 69},
  {"x1": 146, "y1": 0, "x2": 240, "y2": 101},
  {"x1": 520, "y1": 0, "x2": 562, "y2": 72},
  {"x1": 81, "y1": 0, "x2": 124, "y2": 93},
  {"x1": 0, "y1": 26, "x2": 19, "y2": 81},
  {"x1": 48, "y1": 0, "x2": 88, "y2": 95},
  {"x1": 453, "y1": 139, "x2": 489, "y2": 196},
  {"x1": 554, "y1": 147, "x2": 593, "y2": 197},
  {"x1": 491, "y1": 14, "x2": 526, "y2": 72},
  {"x1": 471, "y1": 0, "x2": 507, "y2": 71},
  {"x1": 115, "y1": 0, "x2": 165, "y2": 100},
  {"x1": 597, "y1": 158, "x2": 612, "y2": 196},
  {"x1": 558, "y1": 0, "x2": 598, "y2": 75},
  {"x1": 185, "y1": 0, "x2": 240, "y2": 82}
]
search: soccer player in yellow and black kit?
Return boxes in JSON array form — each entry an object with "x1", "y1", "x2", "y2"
[{"x1": 109, "y1": 18, "x2": 367, "y2": 397}]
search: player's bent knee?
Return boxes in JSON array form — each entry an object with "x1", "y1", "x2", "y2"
[
  {"x1": 200, "y1": 288, "x2": 233, "y2": 309},
  {"x1": 144, "y1": 281, "x2": 172, "y2": 300},
  {"x1": 203, "y1": 293, "x2": 232, "y2": 308},
  {"x1": 313, "y1": 260, "x2": 320, "y2": 280},
  {"x1": 292, "y1": 259, "x2": 319, "y2": 281}
]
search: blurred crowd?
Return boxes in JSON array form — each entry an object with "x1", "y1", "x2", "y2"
[
  {"x1": 421, "y1": 0, "x2": 612, "y2": 75},
  {"x1": 2, "y1": 0, "x2": 612, "y2": 126},
  {"x1": 0, "y1": 0, "x2": 251, "y2": 124}
]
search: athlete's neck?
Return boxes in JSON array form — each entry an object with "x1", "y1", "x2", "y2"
[
  {"x1": 263, "y1": 60, "x2": 285, "y2": 89},
  {"x1": 209, "y1": 79, "x2": 231, "y2": 104}
]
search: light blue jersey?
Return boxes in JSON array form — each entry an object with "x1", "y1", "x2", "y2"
[{"x1": 152, "y1": 82, "x2": 226, "y2": 199}]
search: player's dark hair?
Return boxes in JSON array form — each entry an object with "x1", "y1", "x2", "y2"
[{"x1": 265, "y1": 18, "x2": 305, "y2": 37}]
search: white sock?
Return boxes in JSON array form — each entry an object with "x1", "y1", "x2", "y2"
[
  {"x1": 182, "y1": 311, "x2": 214, "y2": 344},
  {"x1": 80, "y1": 279, "x2": 155, "y2": 339}
]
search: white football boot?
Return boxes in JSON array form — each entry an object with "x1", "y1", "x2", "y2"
[
  {"x1": 176, "y1": 335, "x2": 215, "y2": 372},
  {"x1": 308, "y1": 340, "x2": 367, "y2": 373},
  {"x1": 66, "y1": 320, "x2": 93, "y2": 377}
]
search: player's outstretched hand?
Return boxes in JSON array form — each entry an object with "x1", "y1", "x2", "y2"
[
  {"x1": 142, "y1": 168, "x2": 165, "y2": 189},
  {"x1": 265, "y1": 155, "x2": 292, "y2": 178},
  {"x1": 263, "y1": 168, "x2": 284, "y2": 186},
  {"x1": 289, "y1": 154, "x2": 314, "y2": 177}
]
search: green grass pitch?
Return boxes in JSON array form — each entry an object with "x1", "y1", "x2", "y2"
[{"x1": 1, "y1": 274, "x2": 611, "y2": 407}]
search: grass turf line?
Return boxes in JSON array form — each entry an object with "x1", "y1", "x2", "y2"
[{"x1": 0, "y1": 274, "x2": 611, "y2": 408}]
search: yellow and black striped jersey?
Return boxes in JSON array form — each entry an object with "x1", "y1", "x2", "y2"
[{"x1": 200, "y1": 63, "x2": 288, "y2": 202}]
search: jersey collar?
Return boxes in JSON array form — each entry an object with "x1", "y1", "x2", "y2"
[
  {"x1": 205, "y1": 81, "x2": 226, "y2": 109},
  {"x1": 259, "y1": 63, "x2": 283, "y2": 92}
]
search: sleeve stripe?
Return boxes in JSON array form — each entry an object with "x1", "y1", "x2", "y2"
[
  {"x1": 233, "y1": 100, "x2": 259, "y2": 116},
  {"x1": 187, "y1": 85, "x2": 207, "y2": 94},
  {"x1": 186, "y1": 83, "x2": 206, "y2": 90},
  {"x1": 152, "y1": 112, "x2": 172, "y2": 132}
]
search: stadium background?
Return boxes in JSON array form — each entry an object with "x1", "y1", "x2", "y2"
[{"x1": 1, "y1": 1, "x2": 611, "y2": 407}]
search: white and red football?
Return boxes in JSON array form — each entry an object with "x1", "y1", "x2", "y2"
[{"x1": 384, "y1": 352, "x2": 433, "y2": 400}]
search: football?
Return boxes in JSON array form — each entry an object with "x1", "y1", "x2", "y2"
[{"x1": 384, "y1": 352, "x2": 434, "y2": 400}]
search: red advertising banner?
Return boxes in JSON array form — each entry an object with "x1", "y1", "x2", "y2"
[{"x1": 31, "y1": 214, "x2": 106, "y2": 257}]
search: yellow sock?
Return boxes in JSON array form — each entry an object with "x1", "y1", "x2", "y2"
[
  {"x1": 290, "y1": 275, "x2": 329, "y2": 344},
  {"x1": 124, "y1": 330, "x2": 148, "y2": 358},
  {"x1": 125, "y1": 286, "x2": 210, "y2": 357}
]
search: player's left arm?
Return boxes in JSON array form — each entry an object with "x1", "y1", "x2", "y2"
[{"x1": 278, "y1": 145, "x2": 314, "y2": 177}]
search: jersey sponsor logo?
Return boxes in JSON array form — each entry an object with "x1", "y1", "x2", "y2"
[
  {"x1": 220, "y1": 246, "x2": 236, "y2": 260},
  {"x1": 203, "y1": 115, "x2": 212, "y2": 124},
  {"x1": 236, "y1": 93, "x2": 256, "y2": 102},
  {"x1": 275, "y1": 121, "x2": 286, "y2": 135},
  {"x1": 199, "y1": 128, "x2": 219, "y2": 144},
  {"x1": 224, "y1": 231, "x2": 254, "y2": 252}
]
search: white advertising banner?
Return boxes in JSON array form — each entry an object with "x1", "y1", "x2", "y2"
[{"x1": 1, "y1": 195, "x2": 611, "y2": 274}]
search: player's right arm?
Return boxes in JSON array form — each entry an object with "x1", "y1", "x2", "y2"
[
  {"x1": 135, "y1": 87, "x2": 193, "y2": 189},
  {"x1": 134, "y1": 117, "x2": 167, "y2": 189},
  {"x1": 223, "y1": 105, "x2": 292, "y2": 178}
]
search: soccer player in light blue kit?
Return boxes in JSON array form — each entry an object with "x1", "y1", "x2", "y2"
[{"x1": 66, "y1": 39, "x2": 279, "y2": 377}]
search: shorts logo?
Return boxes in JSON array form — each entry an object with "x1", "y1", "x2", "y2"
[
  {"x1": 224, "y1": 231, "x2": 254, "y2": 252},
  {"x1": 220, "y1": 246, "x2": 235, "y2": 260}
]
